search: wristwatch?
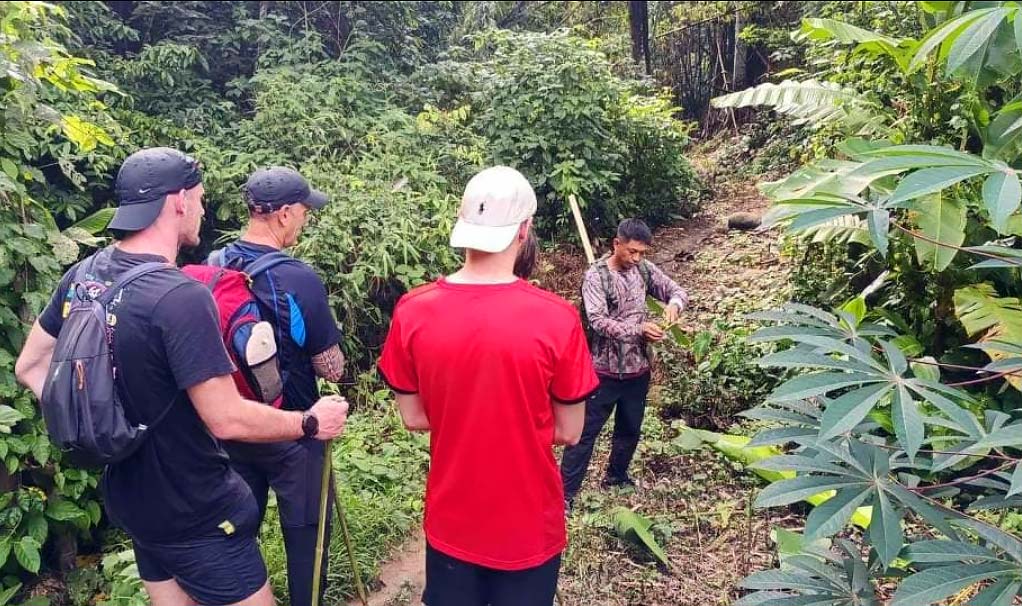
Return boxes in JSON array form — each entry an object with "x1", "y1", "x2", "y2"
[{"x1": 301, "y1": 411, "x2": 319, "y2": 439}]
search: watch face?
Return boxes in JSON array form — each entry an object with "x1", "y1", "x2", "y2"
[{"x1": 303, "y1": 413, "x2": 319, "y2": 437}]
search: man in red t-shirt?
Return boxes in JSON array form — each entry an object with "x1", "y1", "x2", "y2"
[{"x1": 378, "y1": 166, "x2": 599, "y2": 606}]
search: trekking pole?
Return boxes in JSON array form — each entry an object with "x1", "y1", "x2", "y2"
[
  {"x1": 311, "y1": 439, "x2": 332, "y2": 606},
  {"x1": 330, "y1": 474, "x2": 369, "y2": 605},
  {"x1": 311, "y1": 437, "x2": 370, "y2": 606}
]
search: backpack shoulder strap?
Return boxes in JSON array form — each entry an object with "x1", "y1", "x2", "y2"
[
  {"x1": 245, "y1": 251, "x2": 298, "y2": 279},
  {"x1": 97, "y1": 262, "x2": 174, "y2": 305},
  {"x1": 637, "y1": 260, "x2": 653, "y2": 294},
  {"x1": 206, "y1": 249, "x2": 225, "y2": 267},
  {"x1": 594, "y1": 258, "x2": 618, "y2": 313}
]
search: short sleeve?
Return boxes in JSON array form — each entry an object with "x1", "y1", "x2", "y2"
[
  {"x1": 38, "y1": 266, "x2": 78, "y2": 337},
  {"x1": 154, "y1": 281, "x2": 236, "y2": 390},
  {"x1": 378, "y1": 304, "x2": 418, "y2": 394},
  {"x1": 550, "y1": 312, "x2": 600, "y2": 403},
  {"x1": 289, "y1": 265, "x2": 342, "y2": 355}
]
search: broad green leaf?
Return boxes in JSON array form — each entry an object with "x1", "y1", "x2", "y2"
[
  {"x1": 1015, "y1": 8, "x2": 1022, "y2": 57},
  {"x1": 755, "y1": 476, "x2": 868, "y2": 508},
  {"x1": 891, "y1": 166, "x2": 989, "y2": 204},
  {"x1": 13, "y1": 536, "x2": 41, "y2": 574},
  {"x1": 967, "y1": 423, "x2": 1022, "y2": 451},
  {"x1": 804, "y1": 487, "x2": 872, "y2": 540},
  {"x1": 1009, "y1": 462, "x2": 1022, "y2": 498},
  {"x1": 0, "y1": 405, "x2": 25, "y2": 431},
  {"x1": 955, "y1": 284, "x2": 1022, "y2": 391},
  {"x1": 910, "y1": 357, "x2": 941, "y2": 382},
  {"x1": 46, "y1": 499, "x2": 86, "y2": 522},
  {"x1": 768, "y1": 372, "x2": 883, "y2": 403},
  {"x1": 0, "y1": 583, "x2": 20, "y2": 606},
  {"x1": 24, "y1": 514, "x2": 47, "y2": 546},
  {"x1": 0, "y1": 540, "x2": 9, "y2": 569},
  {"x1": 982, "y1": 171, "x2": 1021, "y2": 233},
  {"x1": 969, "y1": 578, "x2": 1021, "y2": 606},
  {"x1": 891, "y1": 562, "x2": 1015, "y2": 606},
  {"x1": 711, "y1": 79, "x2": 873, "y2": 130},
  {"x1": 748, "y1": 427, "x2": 819, "y2": 447},
  {"x1": 946, "y1": 8, "x2": 1010, "y2": 75},
  {"x1": 910, "y1": 8, "x2": 1003, "y2": 72},
  {"x1": 611, "y1": 507, "x2": 670, "y2": 568},
  {"x1": 913, "y1": 193, "x2": 967, "y2": 272},
  {"x1": 0, "y1": 158, "x2": 17, "y2": 181},
  {"x1": 740, "y1": 569, "x2": 836, "y2": 592},
  {"x1": 800, "y1": 18, "x2": 902, "y2": 47},
  {"x1": 819, "y1": 383, "x2": 892, "y2": 440},
  {"x1": 907, "y1": 381, "x2": 984, "y2": 437},
  {"x1": 892, "y1": 385, "x2": 924, "y2": 461},
  {"x1": 954, "y1": 519, "x2": 1022, "y2": 562},
  {"x1": 752, "y1": 455, "x2": 858, "y2": 477},
  {"x1": 902, "y1": 540, "x2": 999, "y2": 563},
  {"x1": 69, "y1": 207, "x2": 115, "y2": 235},
  {"x1": 867, "y1": 209, "x2": 890, "y2": 257},
  {"x1": 869, "y1": 488, "x2": 903, "y2": 568},
  {"x1": 755, "y1": 349, "x2": 876, "y2": 373}
]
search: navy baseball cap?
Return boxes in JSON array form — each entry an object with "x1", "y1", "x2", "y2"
[
  {"x1": 244, "y1": 167, "x2": 328, "y2": 214},
  {"x1": 111, "y1": 147, "x2": 202, "y2": 232}
]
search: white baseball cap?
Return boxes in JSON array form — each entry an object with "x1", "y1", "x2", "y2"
[{"x1": 449, "y1": 166, "x2": 538, "y2": 253}]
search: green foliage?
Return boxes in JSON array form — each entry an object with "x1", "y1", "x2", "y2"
[
  {"x1": 655, "y1": 322, "x2": 783, "y2": 430},
  {"x1": 96, "y1": 548, "x2": 146, "y2": 606},
  {"x1": 729, "y1": 2, "x2": 1022, "y2": 603},
  {"x1": 0, "y1": 1, "x2": 121, "y2": 586},
  {"x1": 611, "y1": 507, "x2": 670, "y2": 568},
  {"x1": 412, "y1": 30, "x2": 705, "y2": 239}
]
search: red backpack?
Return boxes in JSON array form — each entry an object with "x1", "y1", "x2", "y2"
[{"x1": 181, "y1": 252, "x2": 294, "y2": 407}]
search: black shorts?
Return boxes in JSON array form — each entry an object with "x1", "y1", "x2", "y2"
[
  {"x1": 423, "y1": 542, "x2": 561, "y2": 606},
  {"x1": 133, "y1": 495, "x2": 268, "y2": 606}
]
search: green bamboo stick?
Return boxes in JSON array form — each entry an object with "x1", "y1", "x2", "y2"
[{"x1": 311, "y1": 439, "x2": 332, "y2": 606}]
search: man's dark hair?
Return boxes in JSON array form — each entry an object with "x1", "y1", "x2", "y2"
[{"x1": 616, "y1": 218, "x2": 652, "y2": 244}]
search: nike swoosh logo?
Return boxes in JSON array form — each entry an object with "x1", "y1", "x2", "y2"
[{"x1": 138, "y1": 188, "x2": 152, "y2": 194}]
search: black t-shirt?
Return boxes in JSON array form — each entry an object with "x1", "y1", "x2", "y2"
[
  {"x1": 219, "y1": 241, "x2": 342, "y2": 411},
  {"x1": 40, "y1": 247, "x2": 250, "y2": 542}
]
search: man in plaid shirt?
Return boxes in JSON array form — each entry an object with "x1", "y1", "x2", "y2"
[{"x1": 560, "y1": 219, "x2": 689, "y2": 507}]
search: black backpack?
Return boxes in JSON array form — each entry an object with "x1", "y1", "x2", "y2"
[{"x1": 40, "y1": 255, "x2": 175, "y2": 467}]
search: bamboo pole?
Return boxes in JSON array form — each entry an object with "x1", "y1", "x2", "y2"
[
  {"x1": 311, "y1": 440, "x2": 332, "y2": 606},
  {"x1": 567, "y1": 194, "x2": 596, "y2": 264}
]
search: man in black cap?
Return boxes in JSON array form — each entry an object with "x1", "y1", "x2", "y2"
[
  {"x1": 15, "y1": 148, "x2": 350, "y2": 606},
  {"x1": 208, "y1": 166, "x2": 344, "y2": 606}
]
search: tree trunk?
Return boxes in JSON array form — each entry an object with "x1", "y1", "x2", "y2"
[
  {"x1": 732, "y1": 8, "x2": 747, "y2": 90},
  {"x1": 628, "y1": 0, "x2": 651, "y2": 75}
]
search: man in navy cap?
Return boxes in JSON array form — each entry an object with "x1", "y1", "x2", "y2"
[
  {"x1": 208, "y1": 166, "x2": 344, "y2": 606},
  {"x1": 15, "y1": 148, "x2": 350, "y2": 606}
]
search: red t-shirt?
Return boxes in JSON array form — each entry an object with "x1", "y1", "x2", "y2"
[{"x1": 378, "y1": 278, "x2": 599, "y2": 570}]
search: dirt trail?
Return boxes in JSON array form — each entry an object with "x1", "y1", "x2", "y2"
[
  {"x1": 355, "y1": 148, "x2": 788, "y2": 606},
  {"x1": 346, "y1": 531, "x2": 425, "y2": 606}
]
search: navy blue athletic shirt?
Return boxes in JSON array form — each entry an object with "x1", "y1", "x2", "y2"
[
  {"x1": 218, "y1": 241, "x2": 342, "y2": 411},
  {"x1": 40, "y1": 247, "x2": 249, "y2": 542}
]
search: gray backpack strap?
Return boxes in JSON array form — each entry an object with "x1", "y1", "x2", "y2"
[
  {"x1": 97, "y1": 262, "x2": 173, "y2": 306},
  {"x1": 206, "y1": 249, "x2": 225, "y2": 267}
]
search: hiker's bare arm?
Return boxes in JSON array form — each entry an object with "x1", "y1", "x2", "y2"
[
  {"x1": 189, "y1": 375, "x2": 348, "y2": 441},
  {"x1": 395, "y1": 393, "x2": 430, "y2": 432},
  {"x1": 553, "y1": 401, "x2": 584, "y2": 446},
  {"x1": 312, "y1": 345, "x2": 345, "y2": 382},
  {"x1": 15, "y1": 321, "x2": 56, "y2": 400}
]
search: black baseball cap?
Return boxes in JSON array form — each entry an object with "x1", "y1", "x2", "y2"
[
  {"x1": 111, "y1": 147, "x2": 203, "y2": 232},
  {"x1": 244, "y1": 167, "x2": 328, "y2": 214}
]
